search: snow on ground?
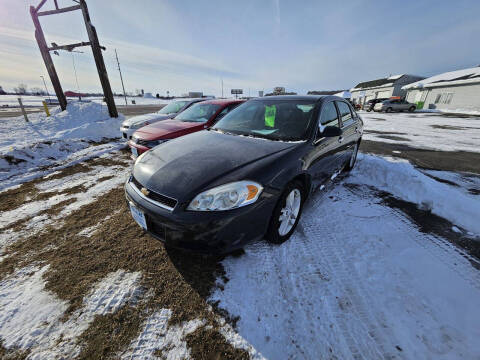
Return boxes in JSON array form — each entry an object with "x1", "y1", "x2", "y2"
[
  {"x1": 122, "y1": 310, "x2": 204, "y2": 360},
  {"x1": 348, "y1": 154, "x2": 480, "y2": 235},
  {"x1": 210, "y1": 155, "x2": 480, "y2": 360},
  {"x1": 0, "y1": 101, "x2": 126, "y2": 188},
  {"x1": 0, "y1": 267, "x2": 142, "y2": 359},
  {"x1": 0, "y1": 151, "x2": 130, "y2": 257},
  {"x1": 0, "y1": 95, "x2": 172, "y2": 107},
  {"x1": 360, "y1": 111, "x2": 480, "y2": 152}
]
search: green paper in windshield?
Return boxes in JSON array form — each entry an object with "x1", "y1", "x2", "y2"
[{"x1": 265, "y1": 105, "x2": 276, "y2": 127}]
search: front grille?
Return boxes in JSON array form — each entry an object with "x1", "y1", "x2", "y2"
[
  {"x1": 123, "y1": 125, "x2": 130, "y2": 129},
  {"x1": 131, "y1": 176, "x2": 177, "y2": 210}
]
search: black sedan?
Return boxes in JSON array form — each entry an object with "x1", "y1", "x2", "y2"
[{"x1": 125, "y1": 95, "x2": 363, "y2": 253}]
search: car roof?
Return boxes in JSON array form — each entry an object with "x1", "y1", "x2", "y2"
[
  {"x1": 252, "y1": 95, "x2": 325, "y2": 101},
  {"x1": 197, "y1": 99, "x2": 245, "y2": 105}
]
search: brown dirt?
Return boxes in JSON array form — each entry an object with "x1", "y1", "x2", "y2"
[
  {"x1": 0, "y1": 183, "x2": 243, "y2": 358},
  {"x1": 0, "y1": 341, "x2": 29, "y2": 360},
  {"x1": 77, "y1": 307, "x2": 144, "y2": 360},
  {"x1": 0, "y1": 154, "x2": 127, "y2": 213},
  {"x1": 186, "y1": 327, "x2": 249, "y2": 360}
]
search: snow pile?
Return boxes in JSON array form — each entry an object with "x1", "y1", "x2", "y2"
[
  {"x1": 0, "y1": 101, "x2": 125, "y2": 186},
  {"x1": 0, "y1": 267, "x2": 142, "y2": 358},
  {"x1": 347, "y1": 154, "x2": 480, "y2": 235}
]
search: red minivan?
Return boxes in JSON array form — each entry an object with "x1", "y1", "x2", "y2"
[{"x1": 129, "y1": 99, "x2": 244, "y2": 158}]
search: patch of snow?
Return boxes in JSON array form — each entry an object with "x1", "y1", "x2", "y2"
[
  {"x1": 348, "y1": 154, "x2": 480, "y2": 235},
  {"x1": 388, "y1": 74, "x2": 404, "y2": 80},
  {"x1": 122, "y1": 309, "x2": 204, "y2": 360},
  {"x1": 0, "y1": 267, "x2": 142, "y2": 358},
  {"x1": 0, "y1": 159, "x2": 129, "y2": 232},
  {"x1": 211, "y1": 169, "x2": 480, "y2": 359},
  {"x1": 451, "y1": 226, "x2": 462, "y2": 233},
  {"x1": 0, "y1": 265, "x2": 68, "y2": 350},
  {"x1": 360, "y1": 111, "x2": 480, "y2": 152},
  {"x1": 217, "y1": 320, "x2": 266, "y2": 360}
]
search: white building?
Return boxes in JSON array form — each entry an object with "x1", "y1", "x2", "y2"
[
  {"x1": 403, "y1": 66, "x2": 480, "y2": 112},
  {"x1": 350, "y1": 74, "x2": 424, "y2": 106},
  {"x1": 334, "y1": 90, "x2": 351, "y2": 99}
]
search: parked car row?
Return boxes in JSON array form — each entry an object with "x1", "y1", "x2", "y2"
[
  {"x1": 123, "y1": 95, "x2": 363, "y2": 254},
  {"x1": 120, "y1": 98, "x2": 209, "y2": 140}
]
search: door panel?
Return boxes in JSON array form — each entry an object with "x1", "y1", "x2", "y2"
[
  {"x1": 305, "y1": 101, "x2": 344, "y2": 187},
  {"x1": 335, "y1": 101, "x2": 357, "y2": 166}
]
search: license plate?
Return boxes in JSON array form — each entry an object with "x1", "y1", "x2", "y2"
[
  {"x1": 129, "y1": 203, "x2": 147, "y2": 230},
  {"x1": 131, "y1": 147, "x2": 138, "y2": 158}
]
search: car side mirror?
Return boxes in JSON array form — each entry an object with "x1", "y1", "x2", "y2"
[{"x1": 320, "y1": 126, "x2": 342, "y2": 137}]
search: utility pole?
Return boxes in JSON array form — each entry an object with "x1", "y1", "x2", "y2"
[
  {"x1": 115, "y1": 49, "x2": 128, "y2": 106},
  {"x1": 40, "y1": 75, "x2": 50, "y2": 100},
  {"x1": 30, "y1": 3, "x2": 67, "y2": 110},
  {"x1": 221, "y1": 78, "x2": 224, "y2": 98},
  {"x1": 30, "y1": 0, "x2": 118, "y2": 117}
]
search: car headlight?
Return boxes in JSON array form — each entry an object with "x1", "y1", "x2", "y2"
[{"x1": 187, "y1": 181, "x2": 263, "y2": 211}]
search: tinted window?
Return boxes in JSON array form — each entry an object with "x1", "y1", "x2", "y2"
[
  {"x1": 319, "y1": 102, "x2": 339, "y2": 127},
  {"x1": 213, "y1": 100, "x2": 315, "y2": 141},
  {"x1": 336, "y1": 101, "x2": 352, "y2": 124}
]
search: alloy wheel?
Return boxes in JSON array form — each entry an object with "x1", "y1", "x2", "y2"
[{"x1": 278, "y1": 188, "x2": 301, "y2": 236}]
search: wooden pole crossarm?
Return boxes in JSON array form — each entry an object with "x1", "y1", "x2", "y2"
[
  {"x1": 38, "y1": 5, "x2": 81, "y2": 16},
  {"x1": 48, "y1": 42, "x2": 106, "y2": 52},
  {"x1": 48, "y1": 41, "x2": 90, "y2": 51}
]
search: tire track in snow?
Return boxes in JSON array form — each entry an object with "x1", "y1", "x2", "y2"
[{"x1": 301, "y1": 193, "x2": 392, "y2": 359}]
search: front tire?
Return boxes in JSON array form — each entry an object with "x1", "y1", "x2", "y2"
[
  {"x1": 266, "y1": 181, "x2": 305, "y2": 244},
  {"x1": 386, "y1": 107, "x2": 393, "y2": 113},
  {"x1": 408, "y1": 106, "x2": 416, "y2": 112}
]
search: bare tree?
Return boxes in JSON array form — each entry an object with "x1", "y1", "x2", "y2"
[
  {"x1": 30, "y1": 87, "x2": 46, "y2": 95},
  {"x1": 14, "y1": 84, "x2": 28, "y2": 94}
]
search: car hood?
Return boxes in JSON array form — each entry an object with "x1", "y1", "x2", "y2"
[
  {"x1": 132, "y1": 119, "x2": 203, "y2": 140},
  {"x1": 133, "y1": 130, "x2": 299, "y2": 201},
  {"x1": 122, "y1": 113, "x2": 173, "y2": 127}
]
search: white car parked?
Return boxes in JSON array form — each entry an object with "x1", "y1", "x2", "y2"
[{"x1": 120, "y1": 98, "x2": 207, "y2": 140}]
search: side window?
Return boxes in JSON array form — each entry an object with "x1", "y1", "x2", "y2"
[
  {"x1": 335, "y1": 101, "x2": 353, "y2": 125},
  {"x1": 218, "y1": 107, "x2": 229, "y2": 117},
  {"x1": 319, "y1": 102, "x2": 340, "y2": 128}
]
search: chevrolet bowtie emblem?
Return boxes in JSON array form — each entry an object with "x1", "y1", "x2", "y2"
[{"x1": 140, "y1": 187, "x2": 150, "y2": 196}]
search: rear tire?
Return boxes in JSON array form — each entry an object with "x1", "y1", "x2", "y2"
[
  {"x1": 266, "y1": 181, "x2": 305, "y2": 245},
  {"x1": 409, "y1": 106, "x2": 416, "y2": 112},
  {"x1": 344, "y1": 140, "x2": 360, "y2": 172}
]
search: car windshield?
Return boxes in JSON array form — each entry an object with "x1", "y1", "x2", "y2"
[
  {"x1": 175, "y1": 103, "x2": 220, "y2": 122},
  {"x1": 212, "y1": 100, "x2": 315, "y2": 141},
  {"x1": 158, "y1": 101, "x2": 189, "y2": 114}
]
